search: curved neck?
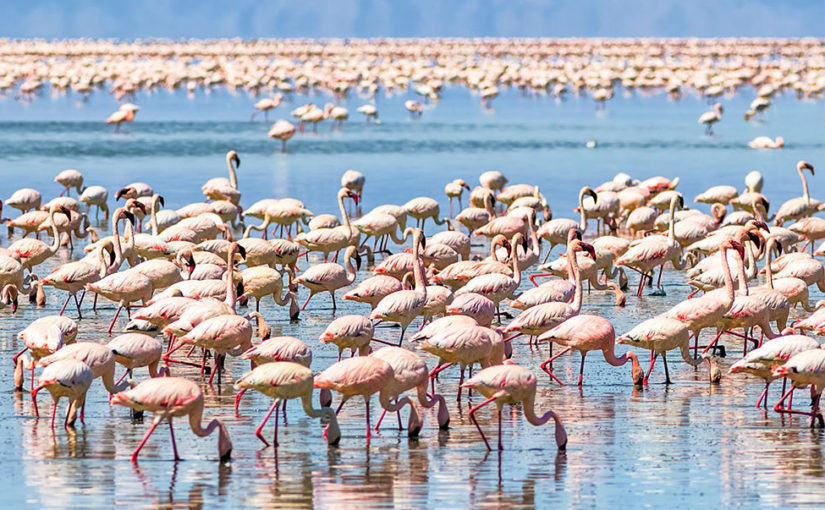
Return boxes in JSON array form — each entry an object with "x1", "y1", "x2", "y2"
[
  {"x1": 527, "y1": 214, "x2": 539, "y2": 256},
  {"x1": 485, "y1": 194, "x2": 496, "y2": 218},
  {"x1": 344, "y1": 249, "x2": 358, "y2": 284},
  {"x1": 522, "y1": 391, "x2": 558, "y2": 428},
  {"x1": 224, "y1": 249, "x2": 237, "y2": 310},
  {"x1": 111, "y1": 212, "x2": 124, "y2": 268},
  {"x1": 510, "y1": 239, "x2": 521, "y2": 287},
  {"x1": 736, "y1": 248, "x2": 749, "y2": 295},
  {"x1": 720, "y1": 247, "x2": 735, "y2": 307},
  {"x1": 668, "y1": 197, "x2": 677, "y2": 240},
  {"x1": 568, "y1": 244, "x2": 583, "y2": 312},
  {"x1": 765, "y1": 238, "x2": 776, "y2": 289},
  {"x1": 227, "y1": 154, "x2": 238, "y2": 189},
  {"x1": 301, "y1": 393, "x2": 340, "y2": 438},
  {"x1": 150, "y1": 194, "x2": 159, "y2": 236},
  {"x1": 412, "y1": 232, "x2": 426, "y2": 295},
  {"x1": 799, "y1": 166, "x2": 810, "y2": 204},
  {"x1": 47, "y1": 206, "x2": 61, "y2": 255},
  {"x1": 578, "y1": 189, "x2": 587, "y2": 231},
  {"x1": 338, "y1": 191, "x2": 351, "y2": 230}
]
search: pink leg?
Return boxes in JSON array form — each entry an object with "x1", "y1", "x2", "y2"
[
  {"x1": 365, "y1": 397, "x2": 372, "y2": 439},
  {"x1": 468, "y1": 395, "x2": 498, "y2": 451},
  {"x1": 169, "y1": 419, "x2": 180, "y2": 461},
  {"x1": 643, "y1": 352, "x2": 657, "y2": 385},
  {"x1": 131, "y1": 417, "x2": 162, "y2": 463},
  {"x1": 255, "y1": 400, "x2": 278, "y2": 447},
  {"x1": 375, "y1": 409, "x2": 387, "y2": 431},
  {"x1": 59, "y1": 293, "x2": 72, "y2": 315},
  {"x1": 107, "y1": 305, "x2": 123, "y2": 334},
  {"x1": 274, "y1": 401, "x2": 281, "y2": 447},
  {"x1": 234, "y1": 388, "x2": 247, "y2": 414},
  {"x1": 51, "y1": 401, "x2": 58, "y2": 429},
  {"x1": 539, "y1": 346, "x2": 571, "y2": 385}
]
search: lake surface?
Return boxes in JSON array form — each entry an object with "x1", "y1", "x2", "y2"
[{"x1": 0, "y1": 85, "x2": 824, "y2": 508}]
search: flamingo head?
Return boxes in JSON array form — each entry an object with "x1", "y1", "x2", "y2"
[
  {"x1": 345, "y1": 189, "x2": 360, "y2": 206},
  {"x1": 228, "y1": 150, "x2": 240, "y2": 168},
  {"x1": 577, "y1": 241, "x2": 596, "y2": 260},
  {"x1": 156, "y1": 195, "x2": 165, "y2": 208},
  {"x1": 1, "y1": 284, "x2": 18, "y2": 313},
  {"x1": 798, "y1": 160, "x2": 814, "y2": 175},
  {"x1": 723, "y1": 239, "x2": 745, "y2": 261},
  {"x1": 115, "y1": 186, "x2": 135, "y2": 201}
]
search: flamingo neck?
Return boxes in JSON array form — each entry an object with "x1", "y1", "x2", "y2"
[
  {"x1": 344, "y1": 249, "x2": 357, "y2": 284},
  {"x1": 578, "y1": 189, "x2": 587, "y2": 231},
  {"x1": 111, "y1": 213, "x2": 124, "y2": 269},
  {"x1": 412, "y1": 233, "x2": 427, "y2": 298},
  {"x1": 47, "y1": 206, "x2": 61, "y2": 255},
  {"x1": 510, "y1": 240, "x2": 521, "y2": 287},
  {"x1": 569, "y1": 244, "x2": 583, "y2": 312},
  {"x1": 668, "y1": 196, "x2": 677, "y2": 240},
  {"x1": 736, "y1": 248, "x2": 749, "y2": 295},
  {"x1": 227, "y1": 154, "x2": 238, "y2": 189},
  {"x1": 765, "y1": 238, "x2": 776, "y2": 289},
  {"x1": 338, "y1": 191, "x2": 351, "y2": 231},
  {"x1": 720, "y1": 246, "x2": 735, "y2": 307},
  {"x1": 150, "y1": 194, "x2": 159, "y2": 236},
  {"x1": 224, "y1": 249, "x2": 237, "y2": 310},
  {"x1": 800, "y1": 167, "x2": 810, "y2": 205}
]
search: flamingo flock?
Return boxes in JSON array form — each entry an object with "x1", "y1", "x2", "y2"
[{"x1": 4, "y1": 143, "x2": 825, "y2": 468}]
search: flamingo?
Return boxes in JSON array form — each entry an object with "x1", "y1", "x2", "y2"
[
  {"x1": 37, "y1": 341, "x2": 132, "y2": 398},
  {"x1": 107, "y1": 333, "x2": 163, "y2": 381},
  {"x1": 313, "y1": 356, "x2": 421, "y2": 440},
  {"x1": 356, "y1": 104, "x2": 379, "y2": 124},
  {"x1": 111, "y1": 377, "x2": 233, "y2": 462},
  {"x1": 252, "y1": 94, "x2": 282, "y2": 120},
  {"x1": 343, "y1": 275, "x2": 402, "y2": 310},
  {"x1": 445, "y1": 179, "x2": 471, "y2": 217},
  {"x1": 537, "y1": 186, "x2": 596, "y2": 262},
  {"x1": 774, "y1": 161, "x2": 818, "y2": 226},
  {"x1": 455, "y1": 232, "x2": 524, "y2": 317},
  {"x1": 699, "y1": 103, "x2": 723, "y2": 134},
  {"x1": 5, "y1": 188, "x2": 41, "y2": 213},
  {"x1": 616, "y1": 193, "x2": 687, "y2": 297},
  {"x1": 268, "y1": 120, "x2": 296, "y2": 152},
  {"x1": 78, "y1": 185, "x2": 109, "y2": 219},
  {"x1": 772, "y1": 349, "x2": 825, "y2": 427},
  {"x1": 729, "y1": 334, "x2": 819, "y2": 408},
  {"x1": 663, "y1": 239, "x2": 741, "y2": 358},
  {"x1": 54, "y1": 169, "x2": 84, "y2": 196},
  {"x1": 202, "y1": 150, "x2": 241, "y2": 204},
  {"x1": 295, "y1": 245, "x2": 360, "y2": 310},
  {"x1": 537, "y1": 315, "x2": 644, "y2": 386},
  {"x1": 446, "y1": 292, "x2": 496, "y2": 327},
  {"x1": 13, "y1": 317, "x2": 73, "y2": 392},
  {"x1": 403, "y1": 197, "x2": 446, "y2": 230},
  {"x1": 462, "y1": 361, "x2": 567, "y2": 451},
  {"x1": 370, "y1": 346, "x2": 451, "y2": 432},
  {"x1": 369, "y1": 229, "x2": 427, "y2": 343},
  {"x1": 31, "y1": 359, "x2": 93, "y2": 429},
  {"x1": 502, "y1": 239, "x2": 593, "y2": 340},
  {"x1": 7, "y1": 203, "x2": 70, "y2": 271},
  {"x1": 320, "y1": 314, "x2": 374, "y2": 359},
  {"x1": 235, "y1": 362, "x2": 340, "y2": 447},
  {"x1": 294, "y1": 188, "x2": 359, "y2": 261}
]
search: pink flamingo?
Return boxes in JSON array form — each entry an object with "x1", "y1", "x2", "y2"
[
  {"x1": 462, "y1": 361, "x2": 567, "y2": 451},
  {"x1": 344, "y1": 275, "x2": 402, "y2": 310},
  {"x1": 106, "y1": 333, "x2": 163, "y2": 381},
  {"x1": 295, "y1": 245, "x2": 360, "y2": 310},
  {"x1": 502, "y1": 239, "x2": 593, "y2": 341},
  {"x1": 111, "y1": 377, "x2": 233, "y2": 463},
  {"x1": 662, "y1": 239, "x2": 741, "y2": 356},
  {"x1": 31, "y1": 359, "x2": 92, "y2": 429},
  {"x1": 314, "y1": 356, "x2": 421, "y2": 440},
  {"x1": 370, "y1": 346, "x2": 451, "y2": 433},
  {"x1": 617, "y1": 316, "x2": 705, "y2": 384},
  {"x1": 772, "y1": 349, "x2": 825, "y2": 427},
  {"x1": 320, "y1": 315, "x2": 374, "y2": 359},
  {"x1": 235, "y1": 362, "x2": 340, "y2": 447},
  {"x1": 7, "y1": 203, "x2": 70, "y2": 271},
  {"x1": 455, "y1": 232, "x2": 523, "y2": 318},
  {"x1": 445, "y1": 292, "x2": 496, "y2": 327},
  {"x1": 420, "y1": 324, "x2": 505, "y2": 400},
  {"x1": 369, "y1": 229, "x2": 427, "y2": 343},
  {"x1": 616, "y1": 193, "x2": 687, "y2": 297},
  {"x1": 537, "y1": 315, "x2": 643, "y2": 386},
  {"x1": 537, "y1": 186, "x2": 596, "y2": 262},
  {"x1": 13, "y1": 319, "x2": 70, "y2": 392},
  {"x1": 730, "y1": 334, "x2": 818, "y2": 408}
]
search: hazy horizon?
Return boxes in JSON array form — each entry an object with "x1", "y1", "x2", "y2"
[{"x1": 1, "y1": 0, "x2": 823, "y2": 39}]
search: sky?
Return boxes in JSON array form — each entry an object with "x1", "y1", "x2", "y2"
[{"x1": 0, "y1": 0, "x2": 823, "y2": 39}]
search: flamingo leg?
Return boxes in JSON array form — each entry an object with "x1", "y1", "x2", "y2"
[
  {"x1": 643, "y1": 352, "x2": 658, "y2": 385},
  {"x1": 255, "y1": 400, "x2": 278, "y2": 447},
  {"x1": 107, "y1": 305, "x2": 124, "y2": 334},
  {"x1": 497, "y1": 406, "x2": 504, "y2": 451},
  {"x1": 131, "y1": 416, "x2": 162, "y2": 463},
  {"x1": 375, "y1": 409, "x2": 388, "y2": 431},
  {"x1": 59, "y1": 293, "x2": 72, "y2": 315},
  {"x1": 578, "y1": 351, "x2": 587, "y2": 386},
  {"x1": 169, "y1": 419, "x2": 181, "y2": 461},
  {"x1": 662, "y1": 354, "x2": 671, "y2": 384},
  {"x1": 755, "y1": 382, "x2": 769, "y2": 409},
  {"x1": 51, "y1": 401, "x2": 58, "y2": 429},
  {"x1": 468, "y1": 395, "x2": 497, "y2": 451},
  {"x1": 274, "y1": 401, "x2": 281, "y2": 447},
  {"x1": 365, "y1": 397, "x2": 372, "y2": 439},
  {"x1": 234, "y1": 388, "x2": 247, "y2": 414},
  {"x1": 539, "y1": 346, "x2": 570, "y2": 385}
]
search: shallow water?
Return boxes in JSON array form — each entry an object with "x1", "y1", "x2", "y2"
[{"x1": 1, "y1": 86, "x2": 824, "y2": 508}]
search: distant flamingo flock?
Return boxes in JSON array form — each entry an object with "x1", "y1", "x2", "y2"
[
  {"x1": 4, "y1": 147, "x2": 825, "y2": 465},
  {"x1": 1, "y1": 38, "x2": 819, "y2": 147}
]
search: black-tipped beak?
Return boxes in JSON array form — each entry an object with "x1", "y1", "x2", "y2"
[
  {"x1": 115, "y1": 187, "x2": 130, "y2": 200},
  {"x1": 354, "y1": 252, "x2": 362, "y2": 271},
  {"x1": 123, "y1": 211, "x2": 136, "y2": 225},
  {"x1": 158, "y1": 195, "x2": 165, "y2": 208},
  {"x1": 236, "y1": 245, "x2": 247, "y2": 260}
]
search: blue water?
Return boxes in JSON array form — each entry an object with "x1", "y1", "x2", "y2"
[{"x1": 0, "y1": 85, "x2": 824, "y2": 508}]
